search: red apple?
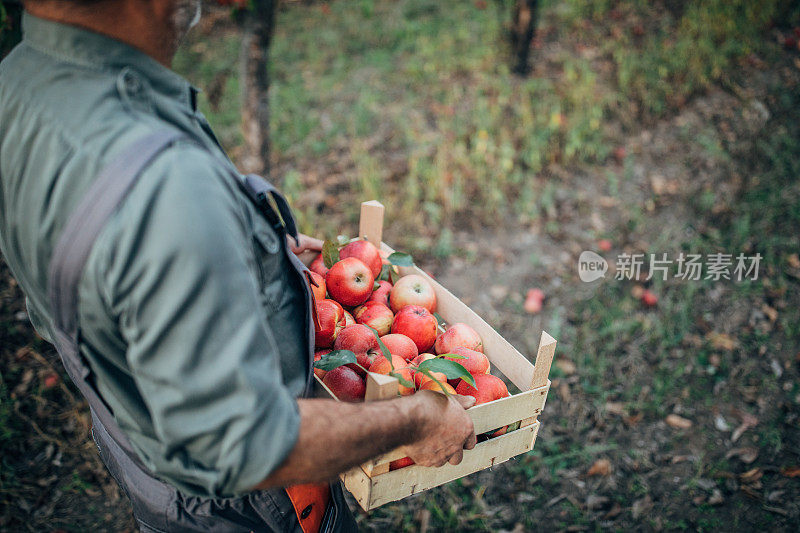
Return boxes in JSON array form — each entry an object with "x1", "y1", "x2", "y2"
[
  {"x1": 389, "y1": 456, "x2": 415, "y2": 470},
  {"x1": 445, "y1": 346, "x2": 490, "y2": 376},
  {"x1": 335, "y1": 324, "x2": 381, "y2": 376},
  {"x1": 369, "y1": 355, "x2": 414, "y2": 396},
  {"x1": 391, "y1": 305, "x2": 438, "y2": 353},
  {"x1": 389, "y1": 274, "x2": 437, "y2": 313},
  {"x1": 353, "y1": 301, "x2": 394, "y2": 336},
  {"x1": 455, "y1": 373, "x2": 509, "y2": 405},
  {"x1": 314, "y1": 299, "x2": 345, "y2": 348},
  {"x1": 307, "y1": 271, "x2": 327, "y2": 302},
  {"x1": 310, "y1": 254, "x2": 329, "y2": 277},
  {"x1": 367, "y1": 280, "x2": 393, "y2": 307},
  {"x1": 524, "y1": 288, "x2": 544, "y2": 314},
  {"x1": 326, "y1": 257, "x2": 375, "y2": 307},
  {"x1": 434, "y1": 323, "x2": 483, "y2": 354},
  {"x1": 641, "y1": 289, "x2": 658, "y2": 307},
  {"x1": 339, "y1": 240, "x2": 382, "y2": 278},
  {"x1": 419, "y1": 379, "x2": 456, "y2": 394},
  {"x1": 323, "y1": 366, "x2": 366, "y2": 402},
  {"x1": 314, "y1": 349, "x2": 332, "y2": 379},
  {"x1": 380, "y1": 333, "x2": 419, "y2": 362}
]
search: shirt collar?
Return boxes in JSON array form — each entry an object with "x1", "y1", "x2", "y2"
[{"x1": 22, "y1": 12, "x2": 199, "y2": 111}]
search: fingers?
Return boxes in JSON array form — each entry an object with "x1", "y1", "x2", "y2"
[
  {"x1": 452, "y1": 394, "x2": 476, "y2": 410},
  {"x1": 464, "y1": 431, "x2": 477, "y2": 451},
  {"x1": 300, "y1": 235, "x2": 324, "y2": 252},
  {"x1": 448, "y1": 448, "x2": 464, "y2": 466}
]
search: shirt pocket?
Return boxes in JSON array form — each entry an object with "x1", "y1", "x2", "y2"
[{"x1": 250, "y1": 217, "x2": 286, "y2": 314}]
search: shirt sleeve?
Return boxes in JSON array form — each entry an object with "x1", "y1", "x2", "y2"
[{"x1": 97, "y1": 142, "x2": 300, "y2": 497}]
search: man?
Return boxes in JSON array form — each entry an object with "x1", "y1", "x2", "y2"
[{"x1": 0, "y1": 0, "x2": 477, "y2": 531}]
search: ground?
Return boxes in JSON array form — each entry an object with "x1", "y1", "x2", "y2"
[{"x1": 1, "y1": 0, "x2": 799, "y2": 531}]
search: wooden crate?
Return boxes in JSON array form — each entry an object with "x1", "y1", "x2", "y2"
[{"x1": 313, "y1": 201, "x2": 557, "y2": 511}]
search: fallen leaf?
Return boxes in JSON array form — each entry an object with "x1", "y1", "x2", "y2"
[
  {"x1": 787, "y1": 253, "x2": 800, "y2": 269},
  {"x1": 605, "y1": 402, "x2": 626, "y2": 416},
  {"x1": 714, "y1": 414, "x2": 731, "y2": 431},
  {"x1": 708, "y1": 489, "x2": 724, "y2": 505},
  {"x1": 556, "y1": 359, "x2": 577, "y2": 375},
  {"x1": 631, "y1": 495, "x2": 653, "y2": 519},
  {"x1": 781, "y1": 466, "x2": 800, "y2": 477},
  {"x1": 666, "y1": 414, "x2": 693, "y2": 429},
  {"x1": 761, "y1": 304, "x2": 778, "y2": 322},
  {"x1": 587, "y1": 458, "x2": 612, "y2": 477},
  {"x1": 586, "y1": 494, "x2": 609, "y2": 510},
  {"x1": 725, "y1": 447, "x2": 759, "y2": 464},
  {"x1": 623, "y1": 412, "x2": 643, "y2": 426},
  {"x1": 740, "y1": 468, "x2": 763, "y2": 483},
  {"x1": 707, "y1": 332, "x2": 737, "y2": 351},
  {"x1": 731, "y1": 412, "x2": 759, "y2": 442}
]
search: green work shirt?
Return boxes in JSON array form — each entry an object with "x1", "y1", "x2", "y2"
[{"x1": 0, "y1": 13, "x2": 308, "y2": 497}]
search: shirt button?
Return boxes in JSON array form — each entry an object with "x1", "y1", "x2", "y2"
[{"x1": 300, "y1": 504, "x2": 313, "y2": 519}]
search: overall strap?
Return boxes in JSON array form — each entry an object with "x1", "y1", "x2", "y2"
[{"x1": 48, "y1": 130, "x2": 185, "y2": 464}]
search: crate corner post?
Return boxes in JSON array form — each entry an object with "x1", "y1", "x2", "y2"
[{"x1": 359, "y1": 200, "x2": 385, "y2": 248}]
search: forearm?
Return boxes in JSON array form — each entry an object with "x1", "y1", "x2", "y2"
[{"x1": 251, "y1": 396, "x2": 422, "y2": 489}]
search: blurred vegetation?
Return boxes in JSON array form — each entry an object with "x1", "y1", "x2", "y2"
[{"x1": 176, "y1": 0, "x2": 799, "y2": 249}]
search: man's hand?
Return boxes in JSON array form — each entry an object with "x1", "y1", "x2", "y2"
[
  {"x1": 289, "y1": 233, "x2": 323, "y2": 255},
  {"x1": 402, "y1": 392, "x2": 477, "y2": 467}
]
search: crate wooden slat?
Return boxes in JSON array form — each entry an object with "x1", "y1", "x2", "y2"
[{"x1": 311, "y1": 200, "x2": 556, "y2": 511}]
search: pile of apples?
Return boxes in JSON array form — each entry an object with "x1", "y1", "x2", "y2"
[{"x1": 309, "y1": 239, "x2": 511, "y2": 404}]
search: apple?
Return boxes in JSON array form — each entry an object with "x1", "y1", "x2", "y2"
[
  {"x1": 434, "y1": 323, "x2": 483, "y2": 354},
  {"x1": 369, "y1": 355, "x2": 415, "y2": 396},
  {"x1": 641, "y1": 289, "x2": 658, "y2": 307},
  {"x1": 314, "y1": 299, "x2": 345, "y2": 348},
  {"x1": 326, "y1": 257, "x2": 375, "y2": 307},
  {"x1": 335, "y1": 324, "x2": 381, "y2": 376},
  {"x1": 445, "y1": 346, "x2": 490, "y2": 376},
  {"x1": 323, "y1": 366, "x2": 366, "y2": 402},
  {"x1": 339, "y1": 240, "x2": 382, "y2": 278},
  {"x1": 379, "y1": 333, "x2": 419, "y2": 362},
  {"x1": 314, "y1": 349, "x2": 332, "y2": 379},
  {"x1": 410, "y1": 353, "x2": 447, "y2": 388},
  {"x1": 307, "y1": 271, "x2": 327, "y2": 302},
  {"x1": 367, "y1": 280, "x2": 393, "y2": 307},
  {"x1": 524, "y1": 288, "x2": 545, "y2": 314},
  {"x1": 390, "y1": 275, "x2": 433, "y2": 309},
  {"x1": 310, "y1": 254, "x2": 329, "y2": 277},
  {"x1": 389, "y1": 274, "x2": 437, "y2": 313},
  {"x1": 343, "y1": 310, "x2": 356, "y2": 327},
  {"x1": 391, "y1": 305, "x2": 438, "y2": 353},
  {"x1": 455, "y1": 373, "x2": 509, "y2": 405},
  {"x1": 353, "y1": 301, "x2": 394, "y2": 336},
  {"x1": 389, "y1": 456, "x2": 415, "y2": 470},
  {"x1": 419, "y1": 379, "x2": 456, "y2": 394}
]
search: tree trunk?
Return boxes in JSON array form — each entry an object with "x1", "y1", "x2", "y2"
[
  {"x1": 239, "y1": 0, "x2": 277, "y2": 175},
  {"x1": 510, "y1": 0, "x2": 539, "y2": 76}
]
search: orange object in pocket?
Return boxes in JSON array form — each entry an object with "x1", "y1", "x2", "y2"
[{"x1": 285, "y1": 483, "x2": 331, "y2": 533}]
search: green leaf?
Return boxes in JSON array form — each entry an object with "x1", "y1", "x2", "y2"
[
  {"x1": 378, "y1": 263, "x2": 393, "y2": 282},
  {"x1": 437, "y1": 352, "x2": 466, "y2": 359},
  {"x1": 389, "y1": 371, "x2": 414, "y2": 388},
  {"x1": 314, "y1": 349, "x2": 356, "y2": 371},
  {"x1": 322, "y1": 240, "x2": 340, "y2": 269},
  {"x1": 388, "y1": 252, "x2": 414, "y2": 267},
  {"x1": 373, "y1": 280, "x2": 381, "y2": 290},
  {"x1": 372, "y1": 330, "x2": 393, "y2": 365},
  {"x1": 433, "y1": 312, "x2": 446, "y2": 327},
  {"x1": 418, "y1": 359, "x2": 475, "y2": 387}
]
